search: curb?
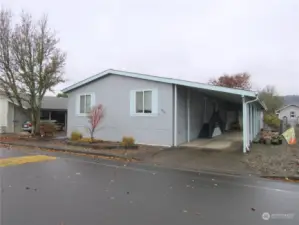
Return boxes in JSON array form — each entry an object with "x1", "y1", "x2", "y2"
[
  {"x1": 141, "y1": 162, "x2": 256, "y2": 178},
  {"x1": 66, "y1": 141, "x2": 139, "y2": 150},
  {"x1": 261, "y1": 176, "x2": 299, "y2": 181},
  {"x1": 0, "y1": 141, "x2": 137, "y2": 161}
]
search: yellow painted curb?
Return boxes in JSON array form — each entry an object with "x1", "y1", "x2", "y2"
[{"x1": 0, "y1": 155, "x2": 56, "y2": 167}]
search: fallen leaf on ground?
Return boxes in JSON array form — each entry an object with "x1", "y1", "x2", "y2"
[{"x1": 251, "y1": 208, "x2": 255, "y2": 211}]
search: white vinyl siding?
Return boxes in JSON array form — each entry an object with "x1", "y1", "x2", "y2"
[
  {"x1": 76, "y1": 93, "x2": 95, "y2": 116},
  {"x1": 0, "y1": 97, "x2": 8, "y2": 126},
  {"x1": 130, "y1": 89, "x2": 158, "y2": 116}
]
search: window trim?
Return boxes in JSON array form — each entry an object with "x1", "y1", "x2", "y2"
[
  {"x1": 76, "y1": 92, "x2": 95, "y2": 116},
  {"x1": 130, "y1": 89, "x2": 158, "y2": 117}
]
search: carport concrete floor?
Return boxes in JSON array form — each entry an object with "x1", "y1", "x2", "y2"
[
  {"x1": 149, "y1": 131, "x2": 247, "y2": 174},
  {"x1": 180, "y1": 131, "x2": 242, "y2": 150}
]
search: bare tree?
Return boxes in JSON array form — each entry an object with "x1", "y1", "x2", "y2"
[
  {"x1": 86, "y1": 104, "x2": 104, "y2": 142},
  {"x1": 0, "y1": 9, "x2": 66, "y2": 134},
  {"x1": 259, "y1": 85, "x2": 283, "y2": 113}
]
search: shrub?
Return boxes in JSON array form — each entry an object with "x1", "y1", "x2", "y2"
[
  {"x1": 40, "y1": 122, "x2": 56, "y2": 136},
  {"x1": 121, "y1": 136, "x2": 135, "y2": 147},
  {"x1": 263, "y1": 113, "x2": 280, "y2": 129},
  {"x1": 79, "y1": 137, "x2": 103, "y2": 143},
  {"x1": 71, "y1": 131, "x2": 82, "y2": 141}
]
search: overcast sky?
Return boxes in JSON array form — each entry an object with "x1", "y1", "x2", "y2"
[{"x1": 1, "y1": 0, "x2": 299, "y2": 95}]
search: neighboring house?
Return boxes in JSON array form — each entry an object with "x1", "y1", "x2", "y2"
[
  {"x1": 276, "y1": 104, "x2": 299, "y2": 126},
  {"x1": 62, "y1": 69, "x2": 266, "y2": 152},
  {"x1": 0, "y1": 95, "x2": 67, "y2": 133}
]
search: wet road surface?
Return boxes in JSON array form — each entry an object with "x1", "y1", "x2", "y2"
[{"x1": 0, "y1": 147, "x2": 298, "y2": 225}]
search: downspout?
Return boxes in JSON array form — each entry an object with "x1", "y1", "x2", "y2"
[
  {"x1": 243, "y1": 94, "x2": 259, "y2": 152},
  {"x1": 245, "y1": 95, "x2": 259, "y2": 105}
]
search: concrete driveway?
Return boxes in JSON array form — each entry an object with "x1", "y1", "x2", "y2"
[{"x1": 149, "y1": 146, "x2": 249, "y2": 174}]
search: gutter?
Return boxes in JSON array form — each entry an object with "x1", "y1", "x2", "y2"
[{"x1": 246, "y1": 94, "x2": 267, "y2": 110}]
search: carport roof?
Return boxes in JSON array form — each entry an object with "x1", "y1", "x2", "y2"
[
  {"x1": 62, "y1": 69, "x2": 266, "y2": 109},
  {"x1": 41, "y1": 96, "x2": 67, "y2": 110}
]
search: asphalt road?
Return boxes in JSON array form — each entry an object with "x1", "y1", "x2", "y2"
[{"x1": 0, "y1": 147, "x2": 298, "y2": 225}]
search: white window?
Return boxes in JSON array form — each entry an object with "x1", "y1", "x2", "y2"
[
  {"x1": 77, "y1": 93, "x2": 95, "y2": 116},
  {"x1": 130, "y1": 89, "x2": 158, "y2": 116},
  {"x1": 135, "y1": 90, "x2": 152, "y2": 113},
  {"x1": 290, "y1": 111, "x2": 296, "y2": 118}
]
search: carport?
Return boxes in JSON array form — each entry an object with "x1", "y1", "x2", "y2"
[
  {"x1": 173, "y1": 84, "x2": 266, "y2": 153},
  {"x1": 40, "y1": 96, "x2": 68, "y2": 130}
]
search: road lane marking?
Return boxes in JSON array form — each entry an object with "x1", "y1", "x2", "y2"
[{"x1": 0, "y1": 155, "x2": 56, "y2": 167}]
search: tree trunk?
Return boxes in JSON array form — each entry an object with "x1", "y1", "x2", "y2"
[
  {"x1": 31, "y1": 108, "x2": 41, "y2": 135},
  {"x1": 31, "y1": 112, "x2": 36, "y2": 135}
]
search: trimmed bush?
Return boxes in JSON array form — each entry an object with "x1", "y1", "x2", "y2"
[
  {"x1": 121, "y1": 136, "x2": 135, "y2": 148},
  {"x1": 71, "y1": 131, "x2": 82, "y2": 141},
  {"x1": 79, "y1": 137, "x2": 103, "y2": 143},
  {"x1": 263, "y1": 113, "x2": 280, "y2": 129},
  {"x1": 40, "y1": 122, "x2": 56, "y2": 136}
]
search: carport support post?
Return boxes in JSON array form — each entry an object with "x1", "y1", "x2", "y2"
[
  {"x1": 174, "y1": 84, "x2": 177, "y2": 146},
  {"x1": 242, "y1": 96, "x2": 247, "y2": 153},
  {"x1": 250, "y1": 104, "x2": 253, "y2": 142},
  {"x1": 253, "y1": 106, "x2": 255, "y2": 136},
  {"x1": 65, "y1": 112, "x2": 67, "y2": 132},
  {"x1": 187, "y1": 88, "x2": 190, "y2": 142},
  {"x1": 255, "y1": 107, "x2": 258, "y2": 137},
  {"x1": 248, "y1": 104, "x2": 251, "y2": 144},
  {"x1": 253, "y1": 106, "x2": 256, "y2": 137}
]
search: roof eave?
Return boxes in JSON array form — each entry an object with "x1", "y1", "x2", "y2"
[{"x1": 61, "y1": 69, "x2": 258, "y2": 98}]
